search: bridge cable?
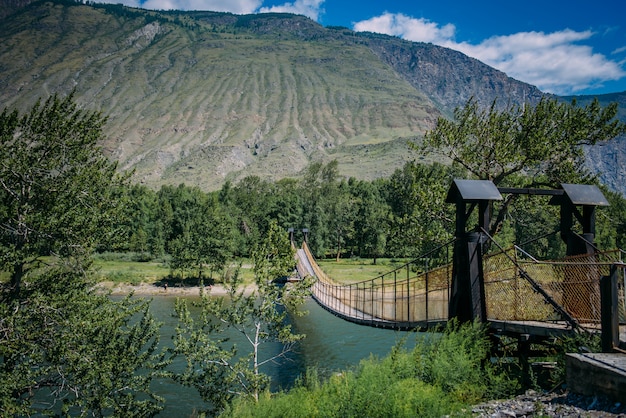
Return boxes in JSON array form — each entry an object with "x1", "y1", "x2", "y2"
[{"x1": 480, "y1": 227, "x2": 582, "y2": 332}]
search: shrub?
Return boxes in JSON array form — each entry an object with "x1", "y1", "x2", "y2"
[{"x1": 222, "y1": 321, "x2": 519, "y2": 417}]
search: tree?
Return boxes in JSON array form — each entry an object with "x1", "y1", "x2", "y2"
[
  {"x1": 0, "y1": 264, "x2": 166, "y2": 417},
  {"x1": 172, "y1": 221, "x2": 312, "y2": 414},
  {"x1": 228, "y1": 176, "x2": 273, "y2": 256},
  {"x1": 299, "y1": 160, "x2": 344, "y2": 258},
  {"x1": 0, "y1": 94, "x2": 166, "y2": 416},
  {"x1": 420, "y1": 97, "x2": 626, "y2": 237},
  {"x1": 349, "y1": 179, "x2": 389, "y2": 262},
  {"x1": 384, "y1": 162, "x2": 456, "y2": 258},
  {"x1": 421, "y1": 97, "x2": 626, "y2": 187},
  {"x1": 167, "y1": 186, "x2": 234, "y2": 280},
  {"x1": 0, "y1": 93, "x2": 124, "y2": 292}
]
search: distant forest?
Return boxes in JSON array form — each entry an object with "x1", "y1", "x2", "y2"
[{"x1": 107, "y1": 159, "x2": 626, "y2": 279}]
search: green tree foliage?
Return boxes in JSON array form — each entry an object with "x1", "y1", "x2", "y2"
[
  {"x1": 420, "y1": 97, "x2": 626, "y2": 241},
  {"x1": 422, "y1": 97, "x2": 626, "y2": 186},
  {"x1": 122, "y1": 184, "x2": 160, "y2": 255},
  {"x1": 166, "y1": 185, "x2": 234, "y2": 280},
  {"x1": 224, "y1": 176, "x2": 274, "y2": 256},
  {"x1": 108, "y1": 156, "x2": 626, "y2": 265},
  {"x1": 171, "y1": 220, "x2": 312, "y2": 414},
  {"x1": 384, "y1": 162, "x2": 457, "y2": 258},
  {"x1": 0, "y1": 264, "x2": 166, "y2": 416},
  {"x1": 0, "y1": 93, "x2": 124, "y2": 291},
  {"x1": 595, "y1": 187, "x2": 626, "y2": 251},
  {"x1": 349, "y1": 178, "x2": 389, "y2": 263},
  {"x1": 0, "y1": 95, "x2": 166, "y2": 416}
]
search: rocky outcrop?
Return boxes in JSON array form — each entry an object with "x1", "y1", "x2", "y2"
[{"x1": 364, "y1": 36, "x2": 546, "y2": 114}]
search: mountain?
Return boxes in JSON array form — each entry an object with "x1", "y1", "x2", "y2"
[{"x1": 0, "y1": 0, "x2": 622, "y2": 193}]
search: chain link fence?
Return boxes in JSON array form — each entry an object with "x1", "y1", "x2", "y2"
[
  {"x1": 305, "y1": 240, "x2": 625, "y2": 331},
  {"x1": 484, "y1": 248, "x2": 625, "y2": 327}
]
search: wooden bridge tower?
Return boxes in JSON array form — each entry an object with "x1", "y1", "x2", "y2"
[
  {"x1": 446, "y1": 180, "x2": 613, "y2": 329},
  {"x1": 446, "y1": 179, "x2": 503, "y2": 323},
  {"x1": 550, "y1": 183, "x2": 610, "y2": 257}
]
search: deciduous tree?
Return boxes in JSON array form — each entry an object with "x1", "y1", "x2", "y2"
[
  {"x1": 419, "y1": 97, "x2": 626, "y2": 237},
  {"x1": 0, "y1": 93, "x2": 124, "y2": 291},
  {"x1": 172, "y1": 221, "x2": 312, "y2": 414},
  {"x1": 421, "y1": 97, "x2": 626, "y2": 187},
  {"x1": 0, "y1": 94, "x2": 166, "y2": 416}
]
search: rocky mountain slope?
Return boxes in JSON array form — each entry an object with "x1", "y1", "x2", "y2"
[{"x1": 0, "y1": 0, "x2": 623, "y2": 192}]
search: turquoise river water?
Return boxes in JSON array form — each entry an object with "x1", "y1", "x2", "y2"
[{"x1": 146, "y1": 295, "x2": 421, "y2": 416}]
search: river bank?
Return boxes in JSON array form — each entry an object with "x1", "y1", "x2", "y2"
[
  {"x1": 97, "y1": 281, "x2": 257, "y2": 297},
  {"x1": 473, "y1": 389, "x2": 625, "y2": 417}
]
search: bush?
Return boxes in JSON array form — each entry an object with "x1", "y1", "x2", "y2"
[{"x1": 222, "y1": 321, "x2": 520, "y2": 417}]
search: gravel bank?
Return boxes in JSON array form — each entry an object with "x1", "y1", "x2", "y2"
[{"x1": 473, "y1": 390, "x2": 625, "y2": 417}]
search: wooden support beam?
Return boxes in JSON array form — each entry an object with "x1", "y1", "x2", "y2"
[{"x1": 601, "y1": 265, "x2": 622, "y2": 352}]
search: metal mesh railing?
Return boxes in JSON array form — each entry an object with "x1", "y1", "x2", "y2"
[
  {"x1": 303, "y1": 239, "x2": 625, "y2": 331},
  {"x1": 305, "y1": 241, "x2": 454, "y2": 327},
  {"x1": 484, "y1": 247, "x2": 625, "y2": 327}
]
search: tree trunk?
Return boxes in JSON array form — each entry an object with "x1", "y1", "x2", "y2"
[
  {"x1": 336, "y1": 230, "x2": 342, "y2": 262},
  {"x1": 11, "y1": 261, "x2": 24, "y2": 295}
]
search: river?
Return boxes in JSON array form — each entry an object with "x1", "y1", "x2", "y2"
[{"x1": 146, "y1": 295, "x2": 420, "y2": 416}]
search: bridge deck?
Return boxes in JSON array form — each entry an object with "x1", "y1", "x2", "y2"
[
  {"x1": 310, "y1": 291, "x2": 447, "y2": 331},
  {"x1": 297, "y1": 243, "x2": 626, "y2": 343}
]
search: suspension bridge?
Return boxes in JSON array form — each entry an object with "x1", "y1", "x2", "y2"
[{"x1": 291, "y1": 180, "x2": 626, "y2": 351}]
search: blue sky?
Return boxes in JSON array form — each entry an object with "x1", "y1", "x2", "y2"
[{"x1": 98, "y1": 0, "x2": 626, "y2": 96}]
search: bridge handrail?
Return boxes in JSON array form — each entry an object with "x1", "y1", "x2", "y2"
[
  {"x1": 301, "y1": 241, "x2": 333, "y2": 284},
  {"x1": 303, "y1": 238, "x2": 456, "y2": 287},
  {"x1": 482, "y1": 227, "x2": 580, "y2": 329},
  {"x1": 301, "y1": 231, "x2": 624, "y2": 331},
  {"x1": 301, "y1": 239, "x2": 456, "y2": 328},
  {"x1": 366, "y1": 238, "x2": 457, "y2": 285}
]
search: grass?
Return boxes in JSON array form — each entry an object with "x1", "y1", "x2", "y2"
[
  {"x1": 316, "y1": 257, "x2": 412, "y2": 284},
  {"x1": 92, "y1": 254, "x2": 256, "y2": 286},
  {"x1": 223, "y1": 321, "x2": 519, "y2": 417},
  {"x1": 1, "y1": 254, "x2": 405, "y2": 288},
  {"x1": 92, "y1": 259, "x2": 171, "y2": 285},
  {"x1": 91, "y1": 255, "x2": 411, "y2": 286},
  {"x1": 89, "y1": 255, "x2": 407, "y2": 286}
]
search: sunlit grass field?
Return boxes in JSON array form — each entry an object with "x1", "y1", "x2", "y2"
[
  {"x1": 92, "y1": 258, "x2": 171, "y2": 285},
  {"x1": 309, "y1": 257, "x2": 412, "y2": 284},
  {"x1": 91, "y1": 256, "x2": 411, "y2": 285},
  {"x1": 91, "y1": 254, "x2": 256, "y2": 285},
  {"x1": 1, "y1": 255, "x2": 412, "y2": 287}
]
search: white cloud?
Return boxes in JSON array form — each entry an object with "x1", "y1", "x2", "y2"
[
  {"x1": 352, "y1": 13, "x2": 626, "y2": 95},
  {"x1": 613, "y1": 45, "x2": 626, "y2": 55},
  {"x1": 353, "y1": 13, "x2": 455, "y2": 45},
  {"x1": 258, "y1": 0, "x2": 325, "y2": 20},
  {"x1": 454, "y1": 30, "x2": 625, "y2": 94}
]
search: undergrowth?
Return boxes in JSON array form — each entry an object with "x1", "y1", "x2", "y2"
[{"x1": 221, "y1": 320, "x2": 520, "y2": 418}]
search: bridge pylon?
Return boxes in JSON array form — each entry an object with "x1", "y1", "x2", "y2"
[{"x1": 446, "y1": 179, "x2": 503, "y2": 324}]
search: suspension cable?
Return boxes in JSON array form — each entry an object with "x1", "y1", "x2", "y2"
[{"x1": 480, "y1": 227, "x2": 581, "y2": 331}]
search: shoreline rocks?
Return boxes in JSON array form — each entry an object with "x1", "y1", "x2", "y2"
[{"x1": 473, "y1": 390, "x2": 625, "y2": 417}]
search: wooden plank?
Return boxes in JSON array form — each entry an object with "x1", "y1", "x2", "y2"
[{"x1": 489, "y1": 320, "x2": 574, "y2": 338}]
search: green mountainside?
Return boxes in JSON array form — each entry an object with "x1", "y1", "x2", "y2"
[{"x1": 1, "y1": 0, "x2": 623, "y2": 192}]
